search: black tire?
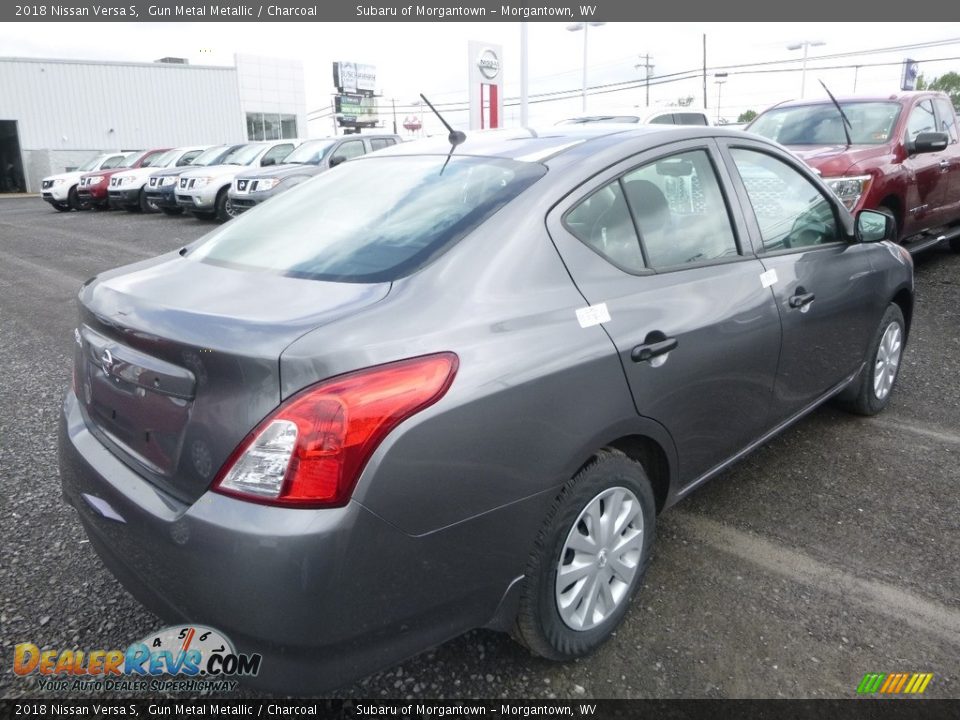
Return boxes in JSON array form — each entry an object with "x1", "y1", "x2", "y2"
[
  {"x1": 52, "y1": 201, "x2": 71, "y2": 212},
  {"x1": 214, "y1": 187, "x2": 234, "y2": 223},
  {"x1": 877, "y1": 205, "x2": 899, "y2": 244},
  {"x1": 836, "y1": 303, "x2": 905, "y2": 416},
  {"x1": 160, "y1": 207, "x2": 183, "y2": 216},
  {"x1": 138, "y1": 189, "x2": 157, "y2": 213},
  {"x1": 67, "y1": 185, "x2": 85, "y2": 211},
  {"x1": 191, "y1": 210, "x2": 217, "y2": 221},
  {"x1": 513, "y1": 449, "x2": 656, "y2": 661},
  {"x1": 950, "y1": 236, "x2": 960, "y2": 253}
]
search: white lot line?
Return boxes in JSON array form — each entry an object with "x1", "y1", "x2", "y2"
[
  {"x1": 670, "y1": 512, "x2": 960, "y2": 647},
  {"x1": 865, "y1": 417, "x2": 960, "y2": 447}
]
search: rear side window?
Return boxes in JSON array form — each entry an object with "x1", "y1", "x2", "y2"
[
  {"x1": 906, "y1": 100, "x2": 936, "y2": 141},
  {"x1": 676, "y1": 113, "x2": 708, "y2": 126},
  {"x1": 730, "y1": 148, "x2": 838, "y2": 251},
  {"x1": 649, "y1": 114, "x2": 676, "y2": 125},
  {"x1": 369, "y1": 138, "x2": 396, "y2": 151},
  {"x1": 565, "y1": 149, "x2": 739, "y2": 270},
  {"x1": 935, "y1": 98, "x2": 959, "y2": 144},
  {"x1": 190, "y1": 156, "x2": 545, "y2": 283},
  {"x1": 566, "y1": 183, "x2": 646, "y2": 272}
]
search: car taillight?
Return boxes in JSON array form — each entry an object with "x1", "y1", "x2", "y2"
[{"x1": 213, "y1": 353, "x2": 459, "y2": 508}]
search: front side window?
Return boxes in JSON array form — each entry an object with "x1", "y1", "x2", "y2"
[
  {"x1": 369, "y1": 138, "x2": 396, "y2": 151},
  {"x1": 335, "y1": 141, "x2": 366, "y2": 161},
  {"x1": 178, "y1": 150, "x2": 203, "y2": 166},
  {"x1": 189, "y1": 156, "x2": 545, "y2": 283},
  {"x1": 906, "y1": 100, "x2": 936, "y2": 141},
  {"x1": 623, "y1": 150, "x2": 739, "y2": 267},
  {"x1": 731, "y1": 148, "x2": 839, "y2": 251}
]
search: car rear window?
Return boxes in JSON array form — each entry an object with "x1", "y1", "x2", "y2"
[{"x1": 189, "y1": 155, "x2": 546, "y2": 283}]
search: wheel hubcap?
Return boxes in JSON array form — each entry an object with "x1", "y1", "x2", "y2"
[
  {"x1": 555, "y1": 486, "x2": 644, "y2": 631},
  {"x1": 873, "y1": 321, "x2": 902, "y2": 401}
]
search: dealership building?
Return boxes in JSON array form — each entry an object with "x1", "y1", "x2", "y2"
[{"x1": 0, "y1": 53, "x2": 307, "y2": 193}]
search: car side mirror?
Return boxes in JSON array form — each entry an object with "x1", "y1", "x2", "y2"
[
  {"x1": 261, "y1": 157, "x2": 276, "y2": 167},
  {"x1": 329, "y1": 155, "x2": 347, "y2": 168},
  {"x1": 856, "y1": 209, "x2": 893, "y2": 243},
  {"x1": 907, "y1": 131, "x2": 949, "y2": 155}
]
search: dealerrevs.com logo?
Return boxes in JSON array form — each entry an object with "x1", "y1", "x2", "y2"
[{"x1": 13, "y1": 625, "x2": 262, "y2": 693}]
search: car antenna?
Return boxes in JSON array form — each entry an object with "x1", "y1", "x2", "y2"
[
  {"x1": 420, "y1": 92, "x2": 466, "y2": 175},
  {"x1": 819, "y1": 80, "x2": 853, "y2": 149}
]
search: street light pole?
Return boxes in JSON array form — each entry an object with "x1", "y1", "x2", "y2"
[
  {"x1": 714, "y1": 73, "x2": 728, "y2": 124},
  {"x1": 566, "y1": 22, "x2": 606, "y2": 113},
  {"x1": 786, "y1": 40, "x2": 825, "y2": 99},
  {"x1": 520, "y1": 22, "x2": 529, "y2": 126}
]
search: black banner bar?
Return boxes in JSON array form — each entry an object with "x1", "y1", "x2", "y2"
[
  {"x1": 0, "y1": 0, "x2": 938, "y2": 23},
  {"x1": 1, "y1": 700, "x2": 959, "y2": 720}
]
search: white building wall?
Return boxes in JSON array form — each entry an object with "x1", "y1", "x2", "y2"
[{"x1": 235, "y1": 54, "x2": 307, "y2": 140}]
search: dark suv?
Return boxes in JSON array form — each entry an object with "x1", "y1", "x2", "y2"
[{"x1": 229, "y1": 134, "x2": 401, "y2": 213}]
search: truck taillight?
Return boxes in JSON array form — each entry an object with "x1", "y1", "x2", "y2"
[{"x1": 213, "y1": 353, "x2": 459, "y2": 508}]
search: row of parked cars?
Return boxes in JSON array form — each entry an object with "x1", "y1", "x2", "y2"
[{"x1": 41, "y1": 134, "x2": 401, "y2": 222}]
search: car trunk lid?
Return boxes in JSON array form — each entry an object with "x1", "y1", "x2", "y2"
[{"x1": 75, "y1": 253, "x2": 390, "y2": 504}]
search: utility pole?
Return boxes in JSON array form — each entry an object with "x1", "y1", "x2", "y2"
[
  {"x1": 392, "y1": 98, "x2": 397, "y2": 134},
  {"x1": 635, "y1": 54, "x2": 655, "y2": 107},
  {"x1": 702, "y1": 33, "x2": 708, "y2": 109}
]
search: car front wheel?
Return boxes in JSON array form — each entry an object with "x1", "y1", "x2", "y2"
[
  {"x1": 837, "y1": 303, "x2": 905, "y2": 416},
  {"x1": 513, "y1": 450, "x2": 655, "y2": 660}
]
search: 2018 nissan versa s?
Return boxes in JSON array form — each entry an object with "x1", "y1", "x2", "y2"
[{"x1": 59, "y1": 125, "x2": 913, "y2": 692}]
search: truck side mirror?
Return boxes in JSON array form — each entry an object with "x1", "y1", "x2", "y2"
[
  {"x1": 329, "y1": 155, "x2": 347, "y2": 168},
  {"x1": 907, "y1": 131, "x2": 949, "y2": 155}
]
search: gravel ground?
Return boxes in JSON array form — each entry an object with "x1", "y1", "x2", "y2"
[{"x1": 1, "y1": 197, "x2": 958, "y2": 699}]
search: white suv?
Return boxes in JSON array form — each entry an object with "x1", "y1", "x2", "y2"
[
  {"x1": 175, "y1": 140, "x2": 301, "y2": 222},
  {"x1": 40, "y1": 152, "x2": 129, "y2": 212}
]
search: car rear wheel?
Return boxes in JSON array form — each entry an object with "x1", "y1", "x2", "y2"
[
  {"x1": 513, "y1": 449, "x2": 655, "y2": 660},
  {"x1": 950, "y1": 235, "x2": 960, "y2": 253},
  {"x1": 837, "y1": 303, "x2": 905, "y2": 416},
  {"x1": 160, "y1": 207, "x2": 183, "y2": 216}
]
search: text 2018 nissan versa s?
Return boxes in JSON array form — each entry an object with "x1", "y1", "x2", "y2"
[{"x1": 59, "y1": 125, "x2": 913, "y2": 693}]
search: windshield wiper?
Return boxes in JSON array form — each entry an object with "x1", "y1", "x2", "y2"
[{"x1": 819, "y1": 80, "x2": 853, "y2": 148}]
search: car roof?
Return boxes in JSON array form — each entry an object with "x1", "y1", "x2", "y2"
[
  {"x1": 368, "y1": 125, "x2": 751, "y2": 163},
  {"x1": 771, "y1": 91, "x2": 944, "y2": 109}
]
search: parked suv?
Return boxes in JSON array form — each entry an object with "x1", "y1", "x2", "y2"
[
  {"x1": 144, "y1": 144, "x2": 244, "y2": 217},
  {"x1": 175, "y1": 140, "x2": 301, "y2": 222},
  {"x1": 747, "y1": 91, "x2": 960, "y2": 252},
  {"x1": 61, "y1": 126, "x2": 912, "y2": 693},
  {"x1": 40, "y1": 152, "x2": 129, "y2": 212},
  {"x1": 229, "y1": 135, "x2": 401, "y2": 213},
  {"x1": 77, "y1": 149, "x2": 169, "y2": 210},
  {"x1": 108, "y1": 146, "x2": 207, "y2": 213}
]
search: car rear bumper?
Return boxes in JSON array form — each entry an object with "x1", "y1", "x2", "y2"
[{"x1": 58, "y1": 389, "x2": 520, "y2": 692}]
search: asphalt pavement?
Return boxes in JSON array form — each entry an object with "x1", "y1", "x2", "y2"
[{"x1": 0, "y1": 197, "x2": 957, "y2": 699}]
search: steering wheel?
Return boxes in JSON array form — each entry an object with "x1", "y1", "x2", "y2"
[{"x1": 785, "y1": 217, "x2": 830, "y2": 249}]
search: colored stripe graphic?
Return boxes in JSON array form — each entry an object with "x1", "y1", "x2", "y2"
[{"x1": 858, "y1": 672, "x2": 933, "y2": 694}]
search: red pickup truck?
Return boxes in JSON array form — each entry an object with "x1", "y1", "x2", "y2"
[{"x1": 747, "y1": 91, "x2": 960, "y2": 253}]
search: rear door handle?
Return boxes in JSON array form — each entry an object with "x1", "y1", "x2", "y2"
[
  {"x1": 789, "y1": 291, "x2": 816, "y2": 309},
  {"x1": 631, "y1": 337, "x2": 678, "y2": 363}
]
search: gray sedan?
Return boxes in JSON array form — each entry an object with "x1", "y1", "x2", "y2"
[{"x1": 59, "y1": 125, "x2": 912, "y2": 693}]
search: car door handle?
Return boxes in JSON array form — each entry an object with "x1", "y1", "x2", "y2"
[
  {"x1": 789, "y1": 292, "x2": 816, "y2": 309},
  {"x1": 631, "y1": 337, "x2": 678, "y2": 363}
]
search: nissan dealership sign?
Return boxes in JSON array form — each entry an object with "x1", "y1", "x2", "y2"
[{"x1": 477, "y1": 48, "x2": 500, "y2": 80}]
